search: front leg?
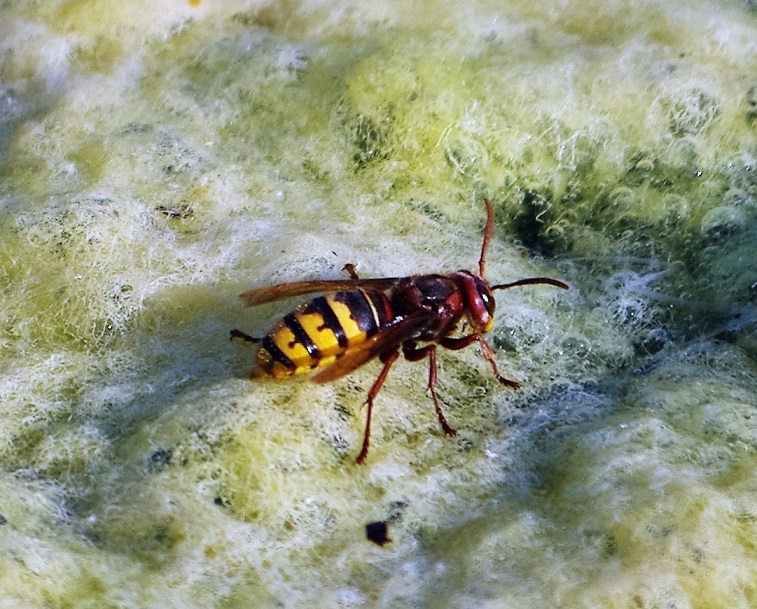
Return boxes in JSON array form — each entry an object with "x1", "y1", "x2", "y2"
[
  {"x1": 440, "y1": 333, "x2": 520, "y2": 389},
  {"x1": 402, "y1": 342, "x2": 456, "y2": 436}
]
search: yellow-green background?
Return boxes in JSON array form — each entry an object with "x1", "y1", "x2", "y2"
[{"x1": 1, "y1": 0, "x2": 756, "y2": 607}]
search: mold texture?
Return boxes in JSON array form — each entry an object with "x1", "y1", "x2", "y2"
[{"x1": 0, "y1": 0, "x2": 755, "y2": 607}]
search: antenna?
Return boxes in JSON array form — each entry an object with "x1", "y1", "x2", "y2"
[
  {"x1": 479, "y1": 198, "x2": 494, "y2": 278},
  {"x1": 479, "y1": 198, "x2": 569, "y2": 293},
  {"x1": 492, "y1": 277, "x2": 569, "y2": 291}
]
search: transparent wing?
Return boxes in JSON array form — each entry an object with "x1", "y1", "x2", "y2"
[{"x1": 240, "y1": 277, "x2": 401, "y2": 307}]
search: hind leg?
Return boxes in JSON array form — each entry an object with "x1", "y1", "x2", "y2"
[{"x1": 229, "y1": 329, "x2": 260, "y2": 343}]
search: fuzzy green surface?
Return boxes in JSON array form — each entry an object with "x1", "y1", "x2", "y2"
[{"x1": 1, "y1": 0, "x2": 756, "y2": 607}]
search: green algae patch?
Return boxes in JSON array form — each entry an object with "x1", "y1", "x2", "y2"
[
  {"x1": 65, "y1": 138, "x2": 109, "y2": 184},
  {"x1": 417, "y1": 344, "x2": 757, "y2": 609},
  {"x1": 71, "y1": 35, "x2": 124, "y2": 74}
]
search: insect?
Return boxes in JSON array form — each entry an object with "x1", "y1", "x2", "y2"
[{"x1": 232, "y1": 199, "x2": 568, "y2": 463}]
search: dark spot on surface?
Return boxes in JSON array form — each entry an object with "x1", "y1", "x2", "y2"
[
  {"x1": 366, "y1": 521, "x2": 392, "y2": 546},
  {"x1": 156, "y1": 204, "x2": 194, "y2": 219},
  {"x1": 148, "y1": 448, "x2": 172, "y2": 472},
  {"x1": 512, "y1": 190, "x2": 557, "y2": 255},
  {"x1": 386, "y1": 500, "x2": 408, "y2": 523}
]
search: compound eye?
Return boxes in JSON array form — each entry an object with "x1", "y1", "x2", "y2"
[{"x1": 477, "y1": 282, "x2": 495, "y2": 317}]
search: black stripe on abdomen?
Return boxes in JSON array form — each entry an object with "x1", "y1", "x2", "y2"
[
  {"x1": 304, "y1": 296, "x2": 348, "y2": 348},
  {"x1": 283, "y1": 312, "x2": 321, "y2": 358},
  {"x1": 365, "y1": 290, "x2": 393, "y2": 329},
  {"x1": 334, "y1": 290, "x2": 380, "y2": 337},
  {"x1": 262, "y1": 335, "x2": 296, "y2": 371}
]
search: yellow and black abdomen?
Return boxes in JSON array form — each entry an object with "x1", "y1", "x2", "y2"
[{"x1": 252, "y1": 289, "x2": 394, "y2": 378}]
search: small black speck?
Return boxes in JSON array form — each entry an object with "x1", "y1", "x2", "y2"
[
  {"x1": 148, "y1": 448, "x2": 172, "y2": 472},
  {"x1": 0, "y1": 514, "x2": 6, "y2": 525},
  {"x1": 387, "y1": 500, "x2": 408, "y2": 522},
  {"x1": 366, "y1": 521, "x2": 391, "y2": 546}
]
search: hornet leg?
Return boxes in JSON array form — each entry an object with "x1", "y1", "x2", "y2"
[
  {"x1": 230, "y1": 329, "x2": 260, "y2": 343},
  {"x1": 440, "y1": 334, "x2": 521, "y2": 389},
  {"x1": 356, "y1": 350, "x2": 400, "y2": 464},
  {"x1": 403, "y1": 342, "x2": 457, "y2": 436},
  {"x1": 342, "y1": 263, "x2": 359, "y2": 280}
]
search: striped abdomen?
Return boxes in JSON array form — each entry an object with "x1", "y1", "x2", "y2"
[{"x1": 252, "y1": 289, "x2": 394, "y2": 378}]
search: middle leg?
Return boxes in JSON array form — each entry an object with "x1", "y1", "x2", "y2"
[
  {"x1": 402, "y1": 342, "x2": 457, "y2": 436},
  {"x1": 356, "y1": 349, "x2": 399, "y2": 464}
]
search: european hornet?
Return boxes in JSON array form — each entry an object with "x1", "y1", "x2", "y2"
[{"x1": 232, "y1": 199, "x2": 568, "y2": 463}]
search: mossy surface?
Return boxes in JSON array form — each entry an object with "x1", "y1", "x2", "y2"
[{"x1": 1, "y1": 0, "x2": 756, "y2": 607}]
